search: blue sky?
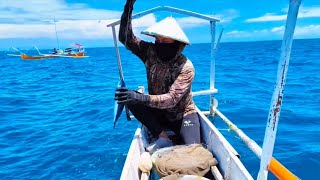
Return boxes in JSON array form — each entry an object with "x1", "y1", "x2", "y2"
[{"x1": 0, "y1": 0, "x2": 319, "y2": 49}]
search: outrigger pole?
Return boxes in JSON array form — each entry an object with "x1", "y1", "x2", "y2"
[
  {"x1": 205, "y1": 109, "x2": 299, "y2": 180},
  {"x1": 258, "y1": 0, "x2": 301, "y2": 179}
]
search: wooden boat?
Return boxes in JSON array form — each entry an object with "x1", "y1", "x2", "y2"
[
  {"x1": 120, "y1": 107, "x2": 253, "y2": 180},
  {"x1": 50, "y1": 48, "x2": 89, "y2": 58},
  {"x1": 7, "y1": 45, "x2": 89, "y2": 60},
  {"x1": 53, "y1": 44, "x2": 89, "y2": 58},
  {"x1": 7, "y1": 53, "x2": 55, "y2": 60},
  {"x1": 108, "y1": 1, "x2": 301, "y2": 179},
  {"x1": 20, "y1": 53, "x2": 53, "y2": 60}
]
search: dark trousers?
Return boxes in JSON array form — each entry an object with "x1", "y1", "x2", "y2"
[{"x1": 127, "y1": 104, "x2": 200, "y2": 144}]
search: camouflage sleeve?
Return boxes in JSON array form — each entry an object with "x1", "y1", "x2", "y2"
[
  {"x1": 148, "y1": 60, "x2": 194, "y2": 109},
  {"x1": 119, "y1": 0, "x2": 149, "y2": 63}
]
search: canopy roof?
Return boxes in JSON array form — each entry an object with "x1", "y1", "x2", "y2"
[{"x1": 107, "y1": 6, "x2": 220, "y2": 27}]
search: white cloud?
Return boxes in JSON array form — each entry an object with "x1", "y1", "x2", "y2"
[
  {"x1": 225, "y1": 24, "x2": 320, "y2": 40},
  {"x1": 295, "y1": 25, "x2": 320, "y2": 36},
  {"x1": 0, "y1": 0, "x2": 239, "y2": 42},
  {"x1": 168, "y1": 9, "x2": 239, "y2": 29},
  {"x1": 226, "y1": 30, "x2": 249, "y2": 37},
  {"x1": 245, "y1": 13, "x2": 287, "y2": 23},
  {"x1": 282, "y1": 6, "x2": 320, "y2": 18},
  {"x1": 0, "y1": 0, "x2": 121, "y2": 23},
  {"x1": 215, "y1": 9, "x2": 240, "y2": 23},
  {"x1": 0, "y1": 0, "x2": 157, "y2": 40},
  {"x1": 245, "y1": 6, "x2": 320, "y2": 23},
  {"x1": 0, "y1": 14, "x2": 157, "y2": 40},
  {"x1": 176, "y1": 17, "x2": 208, "y2": 28},
  {"x1": 225, "y1": 29, "x2": 271, "y2": 39},
  {"x1": 132, "y1": 14, "x2": 157, "y2": 28},
  {"x1": 271, "y1": 26, "x2": 285, "y2": 33},
  {"x1": 0, "y1": 0, "x2": 121, "y2": 40},
  {"x1": 0, "y1": 20, "x2": 115, "y2": 39}
]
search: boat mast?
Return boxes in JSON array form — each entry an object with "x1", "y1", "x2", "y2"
[
  {"x1": 54, "y1": 16, "x2": 60, "y2": 50},
  {"x1": 257, "y1": 0, "x2": 301, "y2": 179}
]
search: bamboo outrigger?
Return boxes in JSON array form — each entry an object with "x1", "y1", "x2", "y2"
[{"x1": 108, "y1": 0, "x2": 301, "y2": 179}]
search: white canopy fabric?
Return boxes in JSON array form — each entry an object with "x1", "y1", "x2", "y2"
[{"x1": 141, "y1": 16, "x2": 190, "y2": 45}]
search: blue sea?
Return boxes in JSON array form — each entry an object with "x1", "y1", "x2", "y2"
[{"x1": 0, "y1": 39, "x2": 319, "y2": 180}]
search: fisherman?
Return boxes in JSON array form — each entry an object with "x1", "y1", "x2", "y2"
[
  {"x1": 115, "y1": 0, "x2": 200, "y2": 153},
  {"x1": 53, "y1": 48, "x2": 58, "y2": 54}
]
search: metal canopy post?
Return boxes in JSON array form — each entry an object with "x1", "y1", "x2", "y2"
[
  {"x1": 209, "y1": 21, "x2": 216, "y2": 115},
  {"x1": 210, "y1": 21, "x2": 216, "y2": 90},
  {"x1": 209, "y1": 23, "x2": 224, "y2": 116},
  {"x1": 257, "y1": 0, "x2": 301, "y2": 179}
]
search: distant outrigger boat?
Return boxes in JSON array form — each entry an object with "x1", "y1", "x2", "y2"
[
  {"x1": 7, "y1": 17, "x2": 88, "y2": 60},
  {"x1": 7, "y1": 46, "x2": 55, "y2": 60},
  {"x1": 108, "y1": 0, "x2": 301, "y2": 179},
  {"x1": 7, "y1": 44, "x2": 89, "y2": 60},
  {"x1": 51, "y1": 43, "x2": 89, "y2": 59}
]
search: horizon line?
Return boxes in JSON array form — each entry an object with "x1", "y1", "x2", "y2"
[{"x1": 1, "y1": 37, "x2": 319, "y2": 51}]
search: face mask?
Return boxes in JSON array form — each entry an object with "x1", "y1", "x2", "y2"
[{"x1": 155, "y1": 41, "x2": 180, "y2": 61}]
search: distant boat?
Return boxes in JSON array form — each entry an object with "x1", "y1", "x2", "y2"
[
  {"x1": 6, "y1": 44, "x2": 89, "y2": 60},
  {"x1": 48, "y1": 18, "x2": 89, "y2": 59},
  {"x1": 51, "y1": 43, "x2": 89, "y2": 58},
  {"x1": 6, "y1": 46, "x2": 56, "y2": 60},
  {"x1": 7, "y1": 17, "x2": 89, "y2": 60}
]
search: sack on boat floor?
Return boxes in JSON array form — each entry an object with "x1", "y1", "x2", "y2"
[{"x1": 152, "y1": 144, "x2": 218, "y2": 178}]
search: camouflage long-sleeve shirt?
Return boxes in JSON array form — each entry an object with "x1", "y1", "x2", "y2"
[{"x1": 119, "y1": 0, "x2": 196, "y2": 122}]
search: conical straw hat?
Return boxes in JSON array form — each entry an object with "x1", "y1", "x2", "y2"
[{"x1": 141, "y1": 16, "x2": 190, "y2": 45}]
